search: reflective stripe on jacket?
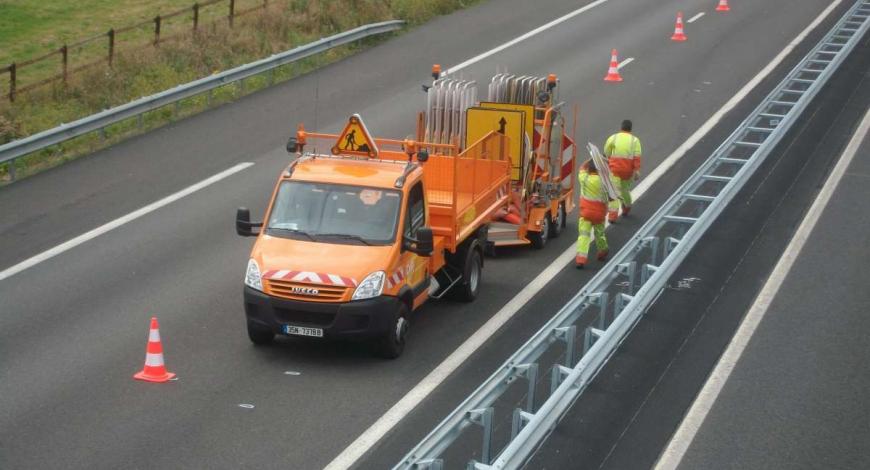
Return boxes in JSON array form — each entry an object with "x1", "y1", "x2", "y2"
[
  {"x1": 578, "y1": 168, "x2": 608, "y2": 224},
  {"x1": 604, "y1": 132, "x2": 642, "y2": 179}
]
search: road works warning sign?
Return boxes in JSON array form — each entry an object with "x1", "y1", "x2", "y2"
[
  {"x1": 466, "y1": 107, "x2": 526, "y2": 180},
  {"x1": 332, "y1": 114, "x2": 379, "y2": 158}
]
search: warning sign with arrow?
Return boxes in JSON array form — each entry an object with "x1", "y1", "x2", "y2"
[
  {"x1": 332, "y1": 114, "x2": 379, "y2": 158},
  {"x1": 465, "y1": 107, "x2": 526, "y2": 179}
]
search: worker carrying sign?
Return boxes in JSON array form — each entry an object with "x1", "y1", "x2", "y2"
[{"x1": 604, "y1": 119, "x2": 642, "y2": 222}]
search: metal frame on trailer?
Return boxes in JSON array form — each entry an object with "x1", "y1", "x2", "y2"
[{"x1": 397, "y1": 1, "x2": 870, "y2": 468}]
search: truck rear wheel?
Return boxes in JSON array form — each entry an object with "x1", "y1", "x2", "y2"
[
  {"x1": 452, "y1": 243, "x2": 482, "y2": 302},
  {"x1": 247, "y1": 320, "x2": 274, "y2": 345},
  {"x1": 376, "y1": 303, "x2": 410, "y2": 359},
  {"x1": 529, "y1": 214, "x2": 551, "y2": 249}
]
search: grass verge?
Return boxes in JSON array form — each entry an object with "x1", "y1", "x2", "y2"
[{"x1": 0, "y1": 0, "x2": 480, "y2": 184}]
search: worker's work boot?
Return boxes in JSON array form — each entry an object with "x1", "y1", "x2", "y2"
[
  {"x1": 575, "y1": 255, "x2": 586, "y2": 269},
  {"x1": 597, "y1": 250, "x2": 609, "y2": 262},
  {"x1": 622, "y1": 205, "x2": 631, "y2": 217},
  {"x1": 608, "y1": 211, "x2": 619, "y2": 223}
]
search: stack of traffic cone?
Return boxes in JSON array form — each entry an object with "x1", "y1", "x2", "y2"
[
  {"x1": 603, "y1": 49, "x2": 623, "y2": 82},
  {"x1": 134, "y1": 317, "x2": 176, "y2": 383},
  {"x1": 671, "y1": 12, "x2": 688, "y2": 41},
  {"x1": 716, "y1": 0, "x2": 731, "y2": 12}
]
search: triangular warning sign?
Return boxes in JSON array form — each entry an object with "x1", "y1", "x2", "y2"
[{"x1": 331, "y1": 114, "x2": 379, "y2": 158}]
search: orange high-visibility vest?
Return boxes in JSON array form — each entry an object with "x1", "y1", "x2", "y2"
[
  {"x1": 604, "y1": 132, "x2": 642, "y2": 180},
  {"x1": 578, "y1": 167, "x2": 608, "y2": 224}
]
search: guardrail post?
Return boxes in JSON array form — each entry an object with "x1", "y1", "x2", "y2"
[
  {"x1": 61, "y1": 45, "x2": 68, "y2": 83},
  {"x1": 512, "y1": 363, "x2": 539, "y2": 412},
  {"x1": 415, "y1": 459, "x2": 444, "y2": 470},
  {"x1": 465, "y1": 408, "x2": 494, "y2": 465},
  {"x1": 587, "y1": 292, "x2": 609, "y2": 330},
  {"x1": 663, "y1": 236, "x2": 681, "y2": 259},
  {"x1": 553, "y1": 326, "x2": 576, "y2": 367},
  {"x1": 640, "y1": 236, "x2": 660, "y2": 266},
  {"x1": 229, "y1": 0, "x2": 235, "y2": 27},
  {"x1": 583, "y1": 326, "x2": 605, "y2": 354},
  {"x1": 107, "y1": 29, "x2": 115, "y2": 66},
  {"x1": 154, "y1": 16, "x2": 161, "y2": 46},
  {"x1": 615, "y1": 261, "x2": 637, "y2": 294},
  {"x1": 550, "y1": 365, "x2": 572, "y2": 395},
  {"x1": 7, "y1": 161, "x2": 16, "y2": 182},
  {"x1": 193, "y1": 3, "x2": 200, "y2": 32},
  {"x1": 8, "y1": 63, "x2": 15, "y2": 102},
  {"x1": 511, "y1": 409, "x2": 534, "y2": 440}
]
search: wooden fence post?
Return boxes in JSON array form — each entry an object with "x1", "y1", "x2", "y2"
[
  {"x1": 229, "y1": 0, "x2": 235, "y2": 27},
  {"x1": 107, "y1": 29, "x2": 115, "y2": 66},
  {"x1": 8, "y1": 63, "x2": 15, "y2": 102},
  {"x1": 193, "y1": 3, "x2": 200, "y2": 32},
  {"x1": 154, "y1": 16, "x2": 162, "y2": 45},
  {"x1": 61, "y1": 45, "x2": 68, "y2": 83}
]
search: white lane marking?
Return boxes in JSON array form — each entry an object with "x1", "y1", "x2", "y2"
[
  {"x1": 0, "y1": 162, "x2": 254, "y2": 282},
  {"x1": 654, "y1": 106, "x2": 870, "y2": 470},
  {"x1": 445, "y1": 0, "x2": 610, "y2": 75},
  {"x1": 618, "y1": 57, "x2": 635, "y2": 70},
  {"x1": 688, "y1": 12, "x2": 706, "y2": 23},
  {"x1": 325, "y1": 1, "x2": 846, "y2": 467},
  {"x1": 634, "y1": 0, "x2": 844, "y2": 198}
]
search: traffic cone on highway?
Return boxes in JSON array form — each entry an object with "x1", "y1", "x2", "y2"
[
  {"x1": 671, "y1": 12, "x2": 688, "y2": 41},
  {"x1": 134, "y1": 317, "x2": 176, "y2": 383},
  {"x1": 716, "y1": 0, "x2": 731, "y2": 12},
  {"x1": 603, "y1": 49, "x2": 623, "y2": 82}
]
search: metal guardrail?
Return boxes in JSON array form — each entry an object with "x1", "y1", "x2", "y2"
[
  {"x1": 0, "y1": 20, "x2": 405, "y2": 181},
  {"x1": 397, "y1": 1, "x2": 870, "y2": 468}
]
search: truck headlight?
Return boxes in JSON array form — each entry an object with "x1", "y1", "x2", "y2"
[
  {"x1": 245, "y1": 259, "x2": 263, "y2": 291},
  {"x1": 352, "y1": 271, "x2": 385, "y2": 300}
]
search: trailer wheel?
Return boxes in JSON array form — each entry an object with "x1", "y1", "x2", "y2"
[
  {"x1": 529, "y1": 214, "x2": 551, "y2": 249},
  {"x1": 550, "y1": 204, "x2": 565, "y2": 239},
  {"x1": 559, "y1": 202, "x2": 568, "y2": 229},
  {"x1": 451, "y1": 241, "x2": 482, "y2": 302},
  {"x1": 247, "y1": 320, "x2": 274, "y2": 345},
  {"x1": 376, "y1": 303, "x2": 410, "y2": 359}
]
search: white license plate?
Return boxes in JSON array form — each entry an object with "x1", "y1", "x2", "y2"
[{"x1": 284, "y1": 325, "x2": 324, "y2": 337}]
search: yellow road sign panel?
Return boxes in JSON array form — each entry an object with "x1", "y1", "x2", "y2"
[
  {"x1": 478, "y1": 102, "x2": 535, "y2": 145},
  {"x1": 466, "y1": 108, "x2": 525, "y2": 180},
  {"x1": 332, "y1": 114, "x2": 379, "y2": 158}
]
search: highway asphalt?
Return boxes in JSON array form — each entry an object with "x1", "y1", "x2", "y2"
[{"x1": 0, "y1": 0, "x2": 855, "y2": 468}]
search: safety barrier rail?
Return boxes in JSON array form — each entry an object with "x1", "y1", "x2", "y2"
[
  {"x1": 0, "y1": 20, "x2": 405, "y2": 182},
  {"x1": 397, "y1": 1, "x2": 870, "y2": 468}
]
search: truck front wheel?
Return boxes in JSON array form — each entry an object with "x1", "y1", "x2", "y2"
[
  {"x1": 247, "y1": 320, "x2": 274, "y2": 345},
  {"x1": 376, "y1": 303, "x2": 410, "y2": 359}
]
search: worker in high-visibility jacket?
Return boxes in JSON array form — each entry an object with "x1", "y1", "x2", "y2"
[
  {"x1": 576, "y1": 160, "x2": 610, "y2": 269},
  {"x1": 604, "y1": 119, "x2": 642, "y2": 222}
]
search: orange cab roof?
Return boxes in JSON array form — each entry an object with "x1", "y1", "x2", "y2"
[{"x1": 287, "y1": 156, "x2": 414, "y2": 189}]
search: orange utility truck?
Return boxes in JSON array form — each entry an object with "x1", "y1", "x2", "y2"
[{"x1": 236, "y1": 114, "x2": 510, "y2": 358}]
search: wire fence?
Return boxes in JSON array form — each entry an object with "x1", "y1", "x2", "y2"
[{"x1": 1, "y1": 0, "x2": 275, "y2": 102}]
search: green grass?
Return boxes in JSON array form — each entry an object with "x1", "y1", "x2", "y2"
[{"x1": 0, "y1": 0, "x2": 480, "y2": 184}]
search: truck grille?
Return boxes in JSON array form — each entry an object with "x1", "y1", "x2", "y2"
[{"x1": 266, "y1": 279, "x2": 349, "y2": 302}]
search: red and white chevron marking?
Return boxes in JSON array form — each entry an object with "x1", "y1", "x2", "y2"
[
  {"x1": 262, "y1": 270, "x2": 358, "y2": 287},
  {"x1": 386, "y1": 263, "x2": 413, "y2": 289}
]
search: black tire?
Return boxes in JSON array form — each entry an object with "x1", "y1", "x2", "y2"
[
  {"x1": 247, "y1": 320, "x2": 274, "y2": 345},
  {"x1": 549, "y1": 204, "x2": 565, "y2": 239},
  {"x1": 452, "y1": 244, "x2": 483, "y2": 302},
  {"x1": 529, "y1": 214, "x2": 551, "y2": 249},
  {"x1": 559, "y1": 202, "x2": 568, "y2": 229},
  {"x1": 376, "y1": 303, "x2": 410, "y2": 359}
]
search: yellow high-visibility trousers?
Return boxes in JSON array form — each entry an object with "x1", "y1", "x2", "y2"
[
  {"x1": 576, "y1": 218, "x2": 608, "y2": 262},
  {"x1": 608, "y1": 176, "x2": 633, "y2": 219}
]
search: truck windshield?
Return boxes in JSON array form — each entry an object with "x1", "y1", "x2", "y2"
[{"x1": 267, "y1": 181, "x2": 402, "y2": 245}]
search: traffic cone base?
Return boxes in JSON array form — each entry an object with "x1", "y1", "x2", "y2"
[
  {"x1": 671, "y1": 12, "x2": 688, "y2": 41},
  {"x1": 716, "y1": 0, "x2": 730, "y2": 12},
  {"x1": 134, "y1": 317, "x2": 175, "y2": 383},
  {"x1": 604, "y1": 49, "x2": 623, "y2": 82}
]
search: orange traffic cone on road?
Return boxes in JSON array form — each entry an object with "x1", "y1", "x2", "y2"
[
  {"x1": 134, "y1": 317, "x2": 176, "y2": 383},
  {"x1": 671, "y1": 12, "x2": 688, "y2": 41},
  {"x1": 716, "y1": 0, "x2": 731, "y2": 12},
  {"x1": 603, "y1": 49, "x2": 623, "y2": 82}
]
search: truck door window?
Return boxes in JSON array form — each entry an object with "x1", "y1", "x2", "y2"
[{"x1": 404, "y1": 183, "x2": 425, "y2": 239}]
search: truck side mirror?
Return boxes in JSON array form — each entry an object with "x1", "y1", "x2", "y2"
[
  {"x1": 286, "y1": 136, "x2": 299, "y2": 154},
  {"x1": 236, "y1": 207, "x2": 263, "y2": 237},
  {"x1": 404, "y1": 227, "x2": 434, "y2": 256}
]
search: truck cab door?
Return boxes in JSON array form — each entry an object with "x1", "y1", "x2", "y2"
[{"x1": 398, "y1": 182, "x2": 429, "y2": 300}]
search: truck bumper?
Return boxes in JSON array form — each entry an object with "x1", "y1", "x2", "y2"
[{"x1": 243, "y1": 286, "x2": 400, "y2": 339}]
